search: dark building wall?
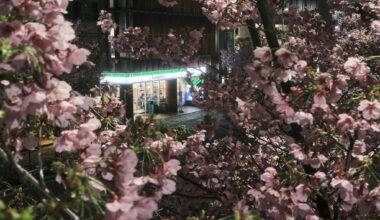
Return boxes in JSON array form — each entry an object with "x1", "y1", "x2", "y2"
[
  {"x1": 114, "y1": 0, "x2": 216, "y2": 73},
  {"x1": 132, "y1": 0, "x2": 203, "y2": 15},
  {"x1": 129, "y1": 0, "x2": 215, "y2": 55},
  {"x1": 66, "y1": 0, "x2": 107, "y2": 50},
  {"x1": 132, "y1": 13, "x2": 215, "y2": 55}
]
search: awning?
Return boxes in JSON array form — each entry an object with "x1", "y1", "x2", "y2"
[{"x1": 100, "y1": 66, "x2": 206, "y2": 85}]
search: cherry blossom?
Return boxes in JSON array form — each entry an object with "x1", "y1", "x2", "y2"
[
  {"x1": 331, "y1": 178, "x2": 358, "y2": 211},
  {"x1": 260, "y1": 167, "x2": 278, "y2": 188},
  {"x1": 275, "y1": 48, "x2": 298, "y2": 68},
  {"x1": 97, "y1": 10, "x2": 115, "y2": 33},
  {"x1": 2, "y1": 0, "x2": 380, "y2": 219},
  {"x1": 358, "y1": 100, "x2": 380, "y2": 120},
  {"x1": 343, "y1": 57, "x2": 370, "y2": 84},
  {"x1": 254, "y1": 46, "x2": 273, "y2": 63},
  {"x1": 157, "y1": 0, "x2": 178, "y2": 7},
  {"x1": 337, "y1": 114, "x2": 355, "y2": 133},
  {"x1": 372, "y1": 20, "x2": 380, "y2": 35}
]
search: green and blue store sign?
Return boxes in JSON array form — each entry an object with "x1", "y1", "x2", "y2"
[{"x1": 100, "y1": 66, "x2": 206, "y2": 85}]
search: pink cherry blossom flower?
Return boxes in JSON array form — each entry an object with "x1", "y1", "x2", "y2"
[
  {"x1": 337, "y1": 114, "x2": 355, "y2": 133},
  {"x1": 336, "y1": 74, "x2": 350, "y2": 88},
  {"x1": 106, "y1": 198, "x2": 133, "y2": 214},
  {"x1": 0, "y1": 20, "x2": 25, "y2": 46},
  {"x1": 84, "y1": 143, "x2": 101, "y2": 159},
  {"x1": 115, "y1": 149, "x2": 138, "y2": 188},
  {"x1": 306, "y1": 154, "x2": 328, "y2": 169},
  {"x1": 97, "y1": 10, "x2": 115, "y2": 33},
  {"x1": 233, "y1": 201, "x2": 250, "y2": 219},
  {"x1": 102, "y1": 171, "x2": 114, "y2": 181},
  {"x1": 51, "y1": 101, "x2": 77, "y2": 127},
  {"x1": 311, "y1": 95, "x2": 329, "y2": 112},
  {"x1": 243, "y1": 63, "x2": 255, "y2": 74},
  {"x1": 260, "y1": 167, "x2": 278, "y2": 187},
  {"x1": 277, "y1": 69, "x2": 297, "y2": 82},
  {"x1": 254, "y1": 47, "x2": 272, "y2": 63},
  {"x1": 290, "y1": 143, "x2": 306, "y2": 161},
  {"x1": 313, "y1": 172, "x2": 326, "y2": 181},
  {"x1": 80, "y1": 118, "x2": 101, "y2": 131},
  {"x1": 70, "y1": 96, "x2": 95, "y2": 111},
  {"x1": 352, "y1": 140, "x2": 366, "y2": 160},
  {"x1": 306, "y1": 215, "x2": 320, "y2": 220},
  {"x1": 196, "y1": 0, "x2": 257, "y2": 30},
  {"x1": 25, "y1": 22, "x2": 52, "y2": 51},
  {"x1": 161, "y1": 179, "x2": 176, "y2": 195},
  {"x1": 293, "y1": 111, "x2": 314, "y2": 126},
  {"x1": 164, "y1": 159, "x2": 181, "y2": 176},
  {"x1": 157, "y1": 0, "x2": 178, "y2": 7},
  {"x1": 68, "y1": 48, "x2": 90, "y2": 66},
  {"x1": 123, "y1": 198, "x2": 158, "y2": 220},
  {"x1": 331, "y1": 178, "x2": 358, "y2": 211},
  {"x1": 358, "y1": 100, "x2": 380, "y2": 120},
  {"x1": 293, "y1": 184, "x2": 308, "y2": 202},
  {"x1": 48, "y1": 20, "x2": 75, "y2": 50},
  {"x1": 294, "y1": 60, "x2": 307, "y2": 75},
  {"x1": 5, "y1": 84, "x2": 22, "y2": 98},
  {"x1": 89, "y1": 179, "x2": 106, "y2": 192},
  {"x1": 48, "y1": 79, "x2": 72, "y2": 102},
  {"x1": 275, "y1": 48, "x2": 298, "y2": 68},
  {"x1": 54, "y1": 130, "x2": 77, "y2": 152},
  {"x1": 133, "y1": 176, "x2": 159, "y2": 186},
  {"x1": 372, "y1": 20, "x2": 380, "y2": 36},
  {"x1": 343, "y1": 57, "x2": 370, "y2": 83},
  {"x1": 24, "y1": 90, "x2": 47, "y2": 104}
]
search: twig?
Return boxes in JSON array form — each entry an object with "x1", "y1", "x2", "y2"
[
  {"x1": 172, "y1": 192, "x2": 216, "y2": 200},
  {"x1": 0, "y1": 147, "x2": 79, "y2": 220},
  {"x1": 249, "y1": 153, "x2": 264, "y2": 172},
  {"x1": 344, "y1": 135, "x2": 355, "y2": 173},
  {"x1": 178, "y1": 174, "x2": 220, "y2": 198},
  {"x1": 256, "y1": 0, "x2": 280, "y2": 49},
  {"x1": 37, "y1": 150, "x2": 48, "y2": 190}
]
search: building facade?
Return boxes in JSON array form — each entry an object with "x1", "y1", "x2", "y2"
[
  {"x1": 104, "y1": 0, "x2": 232, "y2": 119},
  {"x1": 65, "y1": 0, "x2": 240, "y2": 119}
]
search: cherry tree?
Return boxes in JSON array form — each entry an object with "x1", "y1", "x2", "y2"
[
  {"x1": 0, "y1": 1, "x2": 184, "y2": 219},
  {"x1": 105, "y1": 0, "x2": 380, "y2": 219},
  {"x1": 1, "y1": 0, "x2": 380, "y2": 220}
]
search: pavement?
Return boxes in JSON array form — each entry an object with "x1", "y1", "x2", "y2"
[
  {"x1": 140, "y1": 106, "x2": 229, "y2": 139},
  {"x1": 135, "y1": 106, "x2": 212, "y2": 128},
  {"x1": 163, "y1": 110, "x2": 209, "y2": 127}
]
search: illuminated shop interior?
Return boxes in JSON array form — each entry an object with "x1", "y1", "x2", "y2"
[{"x1": 101, "y1": 67, "x2": 205, "y2": 115}]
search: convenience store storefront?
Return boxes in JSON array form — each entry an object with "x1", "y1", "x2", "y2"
[{"x1": 100, "y1": 66, "x2": 205, "y2": 118}]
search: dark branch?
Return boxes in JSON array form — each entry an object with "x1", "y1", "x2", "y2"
[
  {"x1": 0, "y1": 147, "x2": 79, "y2": 220},
  {"x1": 317, "y1": 0, "x2": 333, "y2": 25},
  {"x1": 256, "y1": 0, "x2": 280, "y2": 49},
  {"x1": 246, "y1": 20, "x2": 262, "y2": 48}
]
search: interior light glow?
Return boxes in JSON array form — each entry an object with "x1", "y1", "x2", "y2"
[{"x1": 100, "y1": 66, "x2": 206, "y2": 85}]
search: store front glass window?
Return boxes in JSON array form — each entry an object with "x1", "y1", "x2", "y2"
[{"x1": 133, "y1": 80, "x2": 167, "y2": 114}]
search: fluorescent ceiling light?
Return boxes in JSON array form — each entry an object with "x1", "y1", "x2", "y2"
[{"x1": 100, "y1": 66, "x2": 206, "y2": 85}]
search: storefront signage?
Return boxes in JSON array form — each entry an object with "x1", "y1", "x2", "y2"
[{"x1": 100, "y1": 66, "x2": 206, "y2": 85}]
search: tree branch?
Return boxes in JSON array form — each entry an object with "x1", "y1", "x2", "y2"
[
  {"x1": 37, "y1": 150, "x2": 48, "y2": 190},
  {"x1": 256, "y1": 0, "x2": 280, "y2": 49},
  {"x1": 344, "y1": 135, "x2": 355, "y2": 173},
  {"x1": 178, "y1": 174, "x2": 220, "y2": 198},
  {"x1": 317, "y1": 0, "x2": 333, "y2": 25},
  {"x1": 0, "y1": 147, "x2": 79, "y2": 220},
  {"x1": 246, "y1": 20, "x2": 262, "y2": 48}
]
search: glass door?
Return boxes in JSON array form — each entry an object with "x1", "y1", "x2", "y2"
[{"x1": 133, "y1": 83, "x2": 147, "y2": 114}]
